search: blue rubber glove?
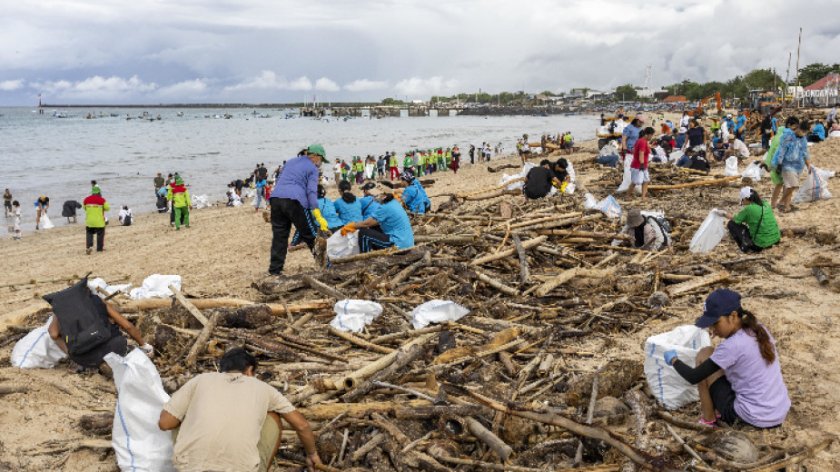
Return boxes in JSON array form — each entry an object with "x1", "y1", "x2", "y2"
[{"x1": 663, "y1": 350, "x2": 678, "y2": 366}]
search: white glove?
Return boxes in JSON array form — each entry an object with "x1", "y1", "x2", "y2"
[{"x1": 140, "y1": 343, "x2": 155, "y2": 358}]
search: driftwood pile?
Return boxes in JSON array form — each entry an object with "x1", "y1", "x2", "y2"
[{"x1": 5, "y1": 152, "x2": 834, "y2": 471}]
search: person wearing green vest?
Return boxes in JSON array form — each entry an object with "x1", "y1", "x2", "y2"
[
  {"x1": 720, "y1": 187, "x2": 780, "y2": 253},
  {"x1": 403, "y1": 153, "x2": 414, "y2": 177},
  {"x1": 83, "y1": 186, "x2": 110, "y2": 254},
  {"x1": 353, "y1": 157, "x2": 365, "y2": 185},
  {"x1": 167, "y1": 176, "x2": 192, "y2": 230},
  {"x1": 389, "y1": 153, "x2": 399, "y2": 180},
  {"x1": 763, "y1": 116, "x2": 796, "y2": 208},
  {"x1": 416, "y1": 151, "x2": 425, "y2": 177}
]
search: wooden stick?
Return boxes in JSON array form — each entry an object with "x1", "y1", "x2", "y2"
[
  {"x1": 430, "y1": 451, "x2": 620, "y2": 471},
  {"x1": 457, "y1": 177, "x2": 525, "y2": 198},
  {"x1": 743, "y1": 439, "x2": 832, "y2": 472},
  {"x1": 120, "y1": 297, "x2": 330, "y2": 315},
  {"x1": 666, "y1": 271, "x2": 730, "y2": 297},
  {"x1": 350, "y1": 432, "x2": 385, "y2": 462},
  {"x1": 387, "y1": 251, "x2": 431, "y2": 288},
  {"x1": 535, "y1": 267, "x2": 614, "y2": 297},
  {"x1": 471, "y1": 235, "x2": 546, "y2": 266},
  {"x1": 185, "y1": 311, "x2": 220, "y2": 367},
  {"x1": 475, "y1": 270, "x2": 520, "y2": 296},
  {"x1": 328, "y1": 326, "x2": 394, "y2": 354},
  {"x1": 512, "y1": 233, "x2": 531, "y2": 286},
  {"x1": 342, "y1": 343, "x2": 425, "y2": 402},
  {"x1": 0, "y1": 385, "x2": 29, "y2": 396},
  {"x1": 330, "y1": 246, "x2": 414, "y2": 264},
  {"x1": 169, "y1": 285, "x2": 208, "y2": 326},
  {"x1": 574, "y1": 373, "x2": 599, "y2": 465},
  {"x1": 303, "y1": 275, "x2": 346, "y2": 299},
  {"x1": 663, "y1": 423, "x2": 708, "y2": 467},
  {"x1": 465, "y1": 416, "x2": 513, "y2": 461}
]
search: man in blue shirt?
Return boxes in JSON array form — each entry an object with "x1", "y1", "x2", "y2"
[
  {"x1": 268, "y1": 144, "x2": 330, "y2": 275},
  {"x1": 771, "y1": 121, "x2": 811, "y2": 213},
  {"x1": 359, "y1": 182, "x2": 381, "y2": 220},
  {"x1": 620, "y1": 118, "x2": 642, "y2": 160},
  {"x1": 734, "y1": 110, "x2": 747, "y2": 141}
]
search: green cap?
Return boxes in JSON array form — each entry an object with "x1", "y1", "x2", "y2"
[
  {"x1": 91, "y1": 186, "x2": 101, "y2": 195},
  {"x1": 307, "y1": 144, "x2": 329, "y2": 162},
  {"x1": 175, "y1": 177, "x2": 184, "y2": 185}
]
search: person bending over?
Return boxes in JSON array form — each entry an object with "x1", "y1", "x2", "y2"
[{"x1": 340, "y1": 193, "x2": 414, "y2": 253}]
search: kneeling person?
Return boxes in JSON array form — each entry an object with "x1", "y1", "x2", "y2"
[
  {"x1": 624, "y1": 208, "x2": 670, "y2": 250},
  {"x1": 341, "y1": 193, "x2": 414, "y2": 253},
  {"x1": 159, "y1": 348, "x2": 323, "y2": 472}
]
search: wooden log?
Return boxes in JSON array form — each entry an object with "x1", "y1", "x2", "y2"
[
  {"x1": 565, "y1": 359, "x2": 643, "y2": 407},
  {"x1": 535, "y1": 267, "x2": 614, "y2": 297},
  {"x1": 470, "y1": 235, "x2": 547, "y2": 266},
  {"x1": 666, "y1": 271, "x2": 730, "y2": 297},
  {"x1": 648, "y1": 176, "x2": 739, "y2": 191},
  {"x1": 387, "y1": 251, "x2": 431, "y2": 288},
  {"x1": 169, "y1": 285, "x2": 208, "y2": 326},
  {"x1": 536, "y1": 229, "x2": 629, "y2": 240},
  {"x1": 78, "y1": 413, "x2": 113, "y2": 436},
  {"x1": 328, "y1": 326, "x2": 394, "y2": 355},
  {"x1": 475, "y1": 270, "x2": 520, "y2": 296},
  {"x1": 465, "y1": 416, "x2": 513, "y2": 461},
  {"x1": 120, "y1": 297, "x2": 330, "y2": 315},
  {"x1": 512, "y1": 234, "x2": 530, "y2": 286},
  {"x1": 330, "y1": 246, "x2": 414, "y2": 264},
  {"x1": 514, "y1": 213, "x2": 602, "y2": 232},
  {"x1": 342, "y1": 343, "x2": 425, "y2": 402},
  {"x1": 0, "y1": 385, "x2": 28, "y2": 396},
  {"x1": 300, "y1": 399, "x2": 432, "y2": 420},
  {"x1": 350, "y1": 432, "x2": 385, "y2": 462},
  {"x1": 464, "y1": 188, "x2": 521, "y2": 201},
  {"x1": 460, "y1": 388, "x2": 678, "y2": 472},
  {"x1": 185, "y1": 311, "x2": 220, "y2": 367},
  {"x1": 303, "y1": 275, "x2": 347, "y2": 299},
  {"x1": 430, "y1": 451, "x2": 620, "y2": 472},
  {"x1": 457, "y1": 177, "x2": 524, "y2": 198},
  {"x1": 413, "y1": 234, "x2": 482, "y2": 245},
  {"x1": 487, "y1": 162, "x2": 522, "y2": 173},
  {"x1": 537, "y1": 354, "x2": 555, "y2": 377}
]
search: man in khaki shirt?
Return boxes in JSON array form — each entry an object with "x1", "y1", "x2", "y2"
[{"x1": 158, "y1": 348, "x2": 323, "y2": 472}]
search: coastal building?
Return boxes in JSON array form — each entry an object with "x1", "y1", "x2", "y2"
[{"x1": 802, "y1": 73, "x2": 840, "y2": 107}]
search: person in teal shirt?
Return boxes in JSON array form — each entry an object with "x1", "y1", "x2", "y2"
[
  {"x1": 333, "y1": 180, "x2": 363, "y2": 225},
  {"x1": 340, "y1": 194, "x2": 414, "y2": 252},
  {"x1": 399, "y1": 169, "x2": 431, "y2": 214},
  {"x1": 721, "y1": 187, "x2": 780, "y2": 252},
  {"x1": 359, "y1": 182, "x2": 381, "y2": 220},
  {"x1": 291, "y1": 185, "x2": 343, "y2": 246}
]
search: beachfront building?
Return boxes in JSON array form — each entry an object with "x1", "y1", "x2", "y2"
[{"x1": 801, "y1": 73, "x2": 840, "y2": 107}]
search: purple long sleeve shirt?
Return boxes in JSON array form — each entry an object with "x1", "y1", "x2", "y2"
[{"x1": 270, "y1": 156, "x2": 319, "y2": 209}]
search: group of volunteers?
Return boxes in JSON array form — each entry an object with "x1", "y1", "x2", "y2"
[
  {"x1": 268, "y1": 144, "x2": 428, "y2": 276},
  {"x1": 332, "y1": 146, "x2": 466, "y2": 184}
]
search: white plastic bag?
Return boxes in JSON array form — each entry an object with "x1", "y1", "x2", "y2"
[
  {"x1": 499, "y1": 163, "x2": 535, "y2": 191},
  {"x1": 583, "y1": 193, "x2": 598, "y2": 210},
  {"x1": 88, "y1": 277, "x2": 131, "y2": 298},
  {"x1": 105, "y1": 349, "x2": 175, "y2": 472},
  {"x1": 326, "y1": 231, "x2": 360, "y2": 259},
  {"x1": 329, "y1": 299, "x2": 383, "y2": 333},
  {"x1": 724, "y1": 156, "x2": 739, "y2": 176},
  {"x1": 689, "y1": 209, "x2": 727, "y2": 254},
  {"x1": 410, "y1": 300, "x2": 470, "y2": 329},
  {"x1": 794, "y1": 167, "x2": 833, "y2": 203},
  {"x1": 644, "y1": 325, "x2": 712, "y2": 409},
  {"x1": 593, "y1": 195, "x2": 622, "y2": 219},
  {"x1": 11, "y1": 317, "x2": 67, "y2": 368},
  {"x1": 669, "y1": 150, "x2": 684, "y2": 164},
  {"x1": 192, "y1": 195, "x2": 210, "y2": 209},
  {"x1": 741, "y1": 162, "x2": 763, "y2": 182},
  {"x1": 617, "y1": 154, "x2": 633, "y2": 192},
  {"x1": 129, "y1": 275, "x2": 181, "y2": 300},
  {"x1": 39, "y1": 213, "x2": 55, "y2": 229}
]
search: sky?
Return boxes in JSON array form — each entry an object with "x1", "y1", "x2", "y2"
[{"x1": 0, "y1": 0, "x2": 837, "y2": 105}]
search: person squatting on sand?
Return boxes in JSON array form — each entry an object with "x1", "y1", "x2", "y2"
[
  {"x1": 158, "y1": 348, "x2": 323, "y2": 472},
  {"x1": 664, "y1": 289, "x2": 790, "y2": 429}
]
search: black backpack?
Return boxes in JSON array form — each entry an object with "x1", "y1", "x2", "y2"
[
  {"x1": 257, "y1": 166, "x2": 268, "y2": 180},
  {"x1": 43, "y1": 277, "x2": 113, "y2": 355},
  {"x1": 645, "y1": 216, "x2": 672, "y2": 246}
]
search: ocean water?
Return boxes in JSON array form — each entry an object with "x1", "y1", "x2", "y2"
[{"x1": 0, "y1": 107, "x2": 595, "y2": 231}]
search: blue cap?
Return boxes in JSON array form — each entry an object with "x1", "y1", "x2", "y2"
[{"x1": 695, "y1": 289, "x2": 741, "y2": 328}]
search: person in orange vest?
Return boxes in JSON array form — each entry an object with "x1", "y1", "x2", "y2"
[{"x1": 83, "y1": 186, "x2": 110, "y2": 254}]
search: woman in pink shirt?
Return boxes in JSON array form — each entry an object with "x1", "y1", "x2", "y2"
[{"x1": 628, "y1": 127, "x2": 655, "y2": 201}]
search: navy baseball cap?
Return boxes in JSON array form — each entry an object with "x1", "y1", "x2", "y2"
[{"x1": 695, "y1": 289, "x2": 741, "y2": 328}]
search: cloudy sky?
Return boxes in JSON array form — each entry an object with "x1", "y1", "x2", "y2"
[{"x1": 0, "y1": 0, "x2": 837, "y2": 105}]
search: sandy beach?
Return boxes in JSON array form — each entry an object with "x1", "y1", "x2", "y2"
[{"x1": 1, "y1": 136, "x2": 839, "y2": 470}]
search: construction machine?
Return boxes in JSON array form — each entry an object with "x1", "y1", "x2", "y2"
[{"x1": 692, "y1": 92, "x2": 722, "y2": 117}]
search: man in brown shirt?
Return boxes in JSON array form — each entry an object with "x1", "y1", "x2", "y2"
[{"x1": 158, "y1": 348, "x2": 322, "y2": 471}]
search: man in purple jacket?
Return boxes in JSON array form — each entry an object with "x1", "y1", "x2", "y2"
[{"x1": 268, "y1": 144, "x2": 331, "y2": 275}]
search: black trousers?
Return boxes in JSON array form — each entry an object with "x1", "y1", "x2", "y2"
[
  {"x1": 269, "y1": 198, "x2": 316, "y2": 274},
  {"x1": 727, "y1": 220, "x2": 761, "y2": 253},
  {"x1": 358, "y1": 227, "x2": 394, "y2": 253},
  {"x1": 86, "y1": 227, "x2": 105, "y2": 251}
]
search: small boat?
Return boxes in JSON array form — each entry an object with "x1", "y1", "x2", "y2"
[{"x1": 176, "y1": 111, "x2": 184, "y2": 117}]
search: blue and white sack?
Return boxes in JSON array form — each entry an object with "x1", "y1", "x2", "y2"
[{"x1": 644, "y1": 325, "x2": 711, "y2": 409}]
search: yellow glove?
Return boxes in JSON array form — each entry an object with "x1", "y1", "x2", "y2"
[
  {"x1": 393, "y1": 189, "x2": 403, "y2": 203},
  {"x1": 311, "y1": 208, "x2": 329, "y2": 232},
  {"x1": 340, "y1": 222, "x2": 357, "y2": 236}
]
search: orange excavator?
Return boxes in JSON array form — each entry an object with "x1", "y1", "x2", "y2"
[{"x1": 693, "y1": 92, "x2": 722, "y2": 117}]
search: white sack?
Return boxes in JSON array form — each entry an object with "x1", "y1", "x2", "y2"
[
  {"x1": 689, "y1": 209, "x2": 727, "y2": 254},
  {"x1": 741, "y1": 162, "x2": 763, "y2": 182},
  {"x1": 105, "y1": 349, "x2": 175, "y2": 472},
  {"x1": 499, "y1": 163, "x2": 536, "y2": 191},
  {"x1": 724, "y1": 156, "x2": 739, "y2": 176},
  {"x1": 88, "y1": 277, "x2": 131, "y2": 298},
  {"x1": 11, "y1": 317, "x2": 67, "y2": 368},
  {"x1": 192, "y1": 195, "x2": 210, "y2": 209},
  {"x1": 410, "y1": 300, "x2": 470, "y2": 329},
  {"x1": 617, "y1": 154, "x2": 633, "y2": 192},
  {"x1": 39, "y1": 213, "x2": 55, "y2": 229},
  {"x1": 330, "y1": 299, "x2": 383, "y2": 333},
  {"x1": 644, "y1": 325, "x2": 712, "y2": 409},
  {"x1": 326, "y1": 231, "x2": 360, "y2": 260},
  {"x1": 793, "y1": 166, "x2": 832, "y2": 204},
  {"x1": 593, "y1": 195, "x2": 622, "y2": 219},
  {"x1": 129, "y1": 274, "x2": 181, "y2": 300}
]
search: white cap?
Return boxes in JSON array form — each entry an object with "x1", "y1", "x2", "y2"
[
  {"x1": 679, "y1": 126, "x2": 687, "y2": 133},
  {"x1": 739, "y1": 186, "x2": 752, "y2": 200}
]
